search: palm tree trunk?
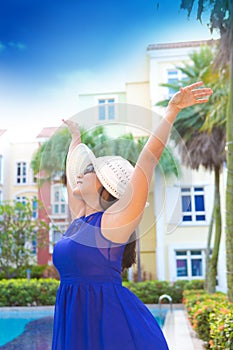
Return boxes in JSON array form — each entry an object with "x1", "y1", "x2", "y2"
[
  {"x1": 226, "y1": 46, "x2": 233, "y2": 301},
  {"x1": 207, "y1": 166, "x2": 222, "y2": 293},
  {"x1": 204, "y1": 207, "x2": 214, "y2": 291}
]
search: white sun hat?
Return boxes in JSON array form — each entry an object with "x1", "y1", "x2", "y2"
[{"x1": 67, "y1": 143, "x2": 135, "y2": 199}]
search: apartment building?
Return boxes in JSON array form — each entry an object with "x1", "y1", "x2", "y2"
[
  {"x1": 147, "y1": 39, "x2": 226, "y2": 291},
  {"x1": 36, "y1": 127, "x2": 69, "y2": 265},
  {"x1": 0, "y1": 130, "x2": 9, "y2": 202},
  {"x1": 73, "y1": 39, "x2": 226, "y2": 291}
]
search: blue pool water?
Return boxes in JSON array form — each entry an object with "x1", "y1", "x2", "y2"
[
  {"x1": 0, "y1": 308, "x2": 54, "y2": 349},
  {"x1": 149, "y1": 307, "x2": 168, "y2": 327},
  {"x1": 0, "y1": 306, "x2": 167, "y2": 349}
]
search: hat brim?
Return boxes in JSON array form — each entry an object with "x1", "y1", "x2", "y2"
[
  {"x1": 67, "y1": 143, "x2": 134, "y2": 199},
  {"x1": 67, "y1": 143, "x2": 149, "y2": 206},
  {"x1": 67, "y1": 143, "x2": 96, "y2": 190}
]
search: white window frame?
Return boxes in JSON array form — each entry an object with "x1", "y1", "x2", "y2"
[
  {"x1": 175, "y1": 249, "x2": 205, "y2": 280},
  {"x1": 15, "y1": 161, "x2": 28, "y2": 185},
  {"x1": 96, "y1": 96, "x2": 117, "y2": 121},
  {"x1": 51, "y1": 184, "x2": 67, "y2": 218},
  {"x1": 15, "y1": 194, "x2": 38, "y2": 220},
  {"x1": 15, "y1": 195, "x2": 27, "y2": 205},
  {"x1": 31, "y1": 196, "x2": 38, "y2": 219},
  {"x1": 181, "y1": 186, "x2": 206, "y2": 225},
  {"x1": 29, "y1": 167, "x2": 37, "y2": 185},
  {"x1": 49, "y1": 222, "x2": 68, "y2": 254},
  {"x1": 169, "y1": 244, "x2": 206, "y2": 282},
  {"x1": 166, "y1": 68, "x2": 187, "y2": 98}
]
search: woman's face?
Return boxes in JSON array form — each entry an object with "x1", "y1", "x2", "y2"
[{"x1": 73, "y1": 164, "x2": 102, "y2": 200}]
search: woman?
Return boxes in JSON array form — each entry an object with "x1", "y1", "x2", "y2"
[{"x1": 52, "y1": 82, "x2": 212, "y2": 350}]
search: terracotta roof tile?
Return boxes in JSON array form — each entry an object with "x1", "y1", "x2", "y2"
[
  {"x1": 147, "y1": 39, "x2": 218, "y2": 51},
  {"x1": 0, "y1": 129, "x2": 7, "y2": 137},
  {"x1": 36, "y1": 127, "x2": 57, "y2": 139}
]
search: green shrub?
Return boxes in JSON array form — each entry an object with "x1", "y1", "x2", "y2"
[
  {"x1": 0, "y1": 278, "x2": 59, "y2": 306},
  {"x1": 184, "y1": 279, "x2": 204, "y2": 290},
  {"x1": 127, "y1": 281, "x2": 173, "y2": 304},
  {"x1": 0, "y1": 278, "x2": 204, "y2": 307},
  {"x1": 183, "y1": 290, "x2": 225, "y2": 312},
  {"x1": 191, "y1": 300, "x2": 217, "y2": 343},
  {"x1": 0, "y1": 264, "x2": 60, "y2": 280},
  {"x1": 123, "y1": 279, "x2": 204, "y2": 304},
  {"x1": 124, "y1": 280, "x2": 174, "y2": 303},
  {"x1": 209, "y1": 305, "x2": 233, "y2": 350},
  {"x1": 184, "y1": 290, "x2": 232, "y2": 349}
]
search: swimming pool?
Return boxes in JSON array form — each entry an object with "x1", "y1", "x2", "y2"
[
  {"x1": 0, "y1": 306, "x2": 167, "y2": 349},
  {"x1": 0, "y1": 307, "x2": 54, "y2": 349}
]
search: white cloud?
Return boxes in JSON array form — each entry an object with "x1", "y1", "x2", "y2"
[
  {"x1": 0, "y1": 40, "x2": 27, "y2": 53},
  {"x1": 8, "y1": 41, "x2": 27, "y2": 51},
  {"x1": 0, "y1": 41, "x2": 6, "y2": 52}
]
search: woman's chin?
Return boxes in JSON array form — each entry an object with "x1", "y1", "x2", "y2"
[{"x1": 73, "y1": 186, "x2": 82, "y2": 197}]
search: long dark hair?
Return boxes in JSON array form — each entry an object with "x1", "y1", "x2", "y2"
[{"x1": 99, "y1": 187, "x2": 136, "y2": 271}]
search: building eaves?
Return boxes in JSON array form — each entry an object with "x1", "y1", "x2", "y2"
[
  {"x1": 36, "y1": 127, "x2": 58, "y2": 139},
  {"x1": 147, "y1": 39, "x2": 218, "y2": 51},
  {"x1": 0, "y1": 129, "x2": 7, "y2": 137}
]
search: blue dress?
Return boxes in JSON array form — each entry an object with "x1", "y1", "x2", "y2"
[{"x1": 52, "y1": 212, "x2": 169, "y2": 350}]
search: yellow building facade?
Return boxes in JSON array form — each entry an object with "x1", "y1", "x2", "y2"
[{"x1": 7, "y1": 141, "x2": 38, "y2": 203}]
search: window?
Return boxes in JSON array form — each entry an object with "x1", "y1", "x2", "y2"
[
  {"x1": 16, "y1": 162, "x2": 27, "y2": 184},
  {"x1": 167, "y1": 69, "x2": 187, "y2": 98},
  {"x1": 51, "y1": 185, "x2": 67, "y2": 216},
  {"x1": 29, "y1": 168, "x2": 37, "y2": 184},
  {"x1": 32, "y1": 197, "x2": 38, "y2": 219},
  {"x1": 175, "y1": 249, "x2": 204, "y2": 279},
  {"x1": 31, "y1": 240, "x2": 37, "y2": 255},
  {"x1": 15, "y1": 196, "x2": 38, "y2": 219},
  {"x1": 49, "y1": 223, "x2": 68, "y2": 253},
  {"x1": 181, "y1": 187, "x2": 206, "y2": 223},
  {"x1": 16, "y1": 195, "x2": 27, "y2": 205},
  {"x1": 24, "y1": 236, "x2": 37, "y2": 255},
  {"x1": 0, "y1": 155, "x2": 3, "y2": 184},
  {"x1": 98, "y1": 98, "x2": 115, "y2": 121}
]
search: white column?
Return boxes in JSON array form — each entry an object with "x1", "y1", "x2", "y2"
[{"x1": 154, "y1": 169, "x2": 166, "y2": 280}]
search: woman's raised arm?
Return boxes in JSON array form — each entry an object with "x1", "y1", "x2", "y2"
[
  {"x1": 62, "y1": 119, "x2": 85, "y2": 219},
  {"x1": 102, "y1": 82, "x2": 213, "y2": 242}
]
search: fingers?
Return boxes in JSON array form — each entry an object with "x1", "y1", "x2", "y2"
[
  {"x1": 181, "y1": 82, "x2": 212, "y2": 95},
  {"x1": 62, "y1": 119, "x2": 78, "y2": 127},
  {"x1": 193, "y1": 88, "x2": 213, "y2": 96},
  {"x1": 195, "y1": 98, "x2": 210, "y2": 104},
  {"x1": 62, "y1": 119, "x2": 68, "y2": 125},
  {"x1": 180, "y1": 85, "x2": 213, "y2": 101},
  {"x1": 181, "y1": 81, "x2": 204, "y2": 91},
  {"x1": 62, "y1": 119, "x2": 73, "y2": 125}
]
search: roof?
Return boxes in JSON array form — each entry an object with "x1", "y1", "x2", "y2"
[
  {"x1": 0, "y1": 129, "x2": 7, "y2": 137},
  {"x1": 36, "y1": 127, "x2": 58, "y2": 139},
  {"x1": 147, "y1": 39, "x2": 217, "y2": 51}
]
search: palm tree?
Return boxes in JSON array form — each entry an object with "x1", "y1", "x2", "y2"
[
  {"x1": 157, "y1": 45, "x2": 227, "y2": 293},
  {"x1": 32, "y1": 124, "x2": 180, "y2": 183},
  {"x1": 178, "y1": 0, "x2": 233, "y2": 302},
  {"x1": 31, "y1": 125, "x2": 108, "y2": 184}
]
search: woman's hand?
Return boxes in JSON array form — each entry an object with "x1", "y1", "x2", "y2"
[
  {"x1": 62, "y1": 119, "x2": 81, "y2": 140},
  {"x1": 169, "y1": 81, "x2": 213, "y2": 110}
]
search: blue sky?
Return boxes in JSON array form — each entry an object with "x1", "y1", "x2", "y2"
[{"x1": 0, "y1": 0, "x2": 217, "y2": 141}]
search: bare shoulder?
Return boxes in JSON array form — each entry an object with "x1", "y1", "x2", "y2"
[{"x1": 101, "y1": 204, "x2": 142, "y2": 243}]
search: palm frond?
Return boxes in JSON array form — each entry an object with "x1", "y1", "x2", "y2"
[{"x1": 156, "y1": 43, "x2": 228, "y2": 172}]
